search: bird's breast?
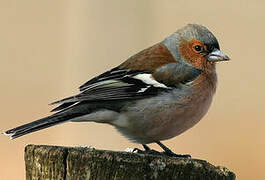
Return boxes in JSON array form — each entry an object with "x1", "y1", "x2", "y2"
[{"x1": 116, "y1": 74, "x2": 217, "y2": 144}]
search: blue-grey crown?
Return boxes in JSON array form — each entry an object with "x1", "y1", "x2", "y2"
[{"x1": 162, "y1": 24, "x2": 219, "y2": 63}]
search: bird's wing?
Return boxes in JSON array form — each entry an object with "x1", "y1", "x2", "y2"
[
  {"x1": 50, "y1": 63, "x2": 201, "y2": 112},
  {"x1": 50, "y1": 67, "x2": 171, "y2": 112}
]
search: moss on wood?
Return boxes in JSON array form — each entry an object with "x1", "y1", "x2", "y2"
[{"x1": 25, "y1": 144, "x2": 235, "y2": 180}]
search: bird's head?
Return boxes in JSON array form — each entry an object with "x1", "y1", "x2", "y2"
[{"x1": 163, "y1": 24, "x2": 230, "y2": 69}]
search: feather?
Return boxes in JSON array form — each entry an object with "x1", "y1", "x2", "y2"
[{"x1": 51, "y1": 63, "x2": 200, "y2": 113}]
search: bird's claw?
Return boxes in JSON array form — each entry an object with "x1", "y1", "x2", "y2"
[
  {"x1": 134, "y1": 148, "x2": 163, "y2": 155},
  {"x1": 133, "y1": 147, "x2": 191, "y2": 158},
  {"x1": 162, "y1": 151, "x2": 191, "y2": 158}
]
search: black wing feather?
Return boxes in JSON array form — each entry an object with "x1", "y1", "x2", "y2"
[
  {"x1": 51, "y1": 63, "x2": 201, "y2": 112},
  {"x1": 79, "y1": 67, "x2": 142, "y2": 91}
]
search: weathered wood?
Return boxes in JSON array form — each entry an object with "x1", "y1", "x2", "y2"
[{"x1": 25, "y1": 144, "x2": 235, "y2": 180}]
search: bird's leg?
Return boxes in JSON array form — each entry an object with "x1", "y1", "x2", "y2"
[
  {"x1": 132, "y1": 144, "x2": 148, "y2": 153},
  {"x1": 133, "y1": 144, "x2": 161, "y2": 155},
  {"x1": 142, "y1": 144, "x2": 163, "y2": 155},
  {"x1": 142, "y1": 144, "x2": 151, "y2": 151},
  {"x1": 133, "y1": 142, "x2": 191, "y2": 158},
  {"x1": 156, "y1": 141, "x2": 191, "y2": 158}
]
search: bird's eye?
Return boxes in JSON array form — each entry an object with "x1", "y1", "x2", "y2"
[{"x1": 194, "y1": 45, "x2": 203, "y2": 52}]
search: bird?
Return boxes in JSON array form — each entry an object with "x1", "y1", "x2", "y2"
[{"x1": 3, "y1": 24, "x2": 229, "y2": 157}]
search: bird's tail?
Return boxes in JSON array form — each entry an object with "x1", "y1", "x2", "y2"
[
  {"x1": 2, "y1": 101, "x2": 93, "y2": 140},
  {"x1": 2, "y1": 113, "x2": 72, "y2": 139}
]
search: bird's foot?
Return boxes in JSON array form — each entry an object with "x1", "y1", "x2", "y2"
[
  {"x1": 156, "y1": 141, "x2": 191, "y2": 158},
  {"x1": 133, "y1": 147, "x2": 163, "y2": 156},
  {"x1": 133, "y1": 144, "x2": 191, "y2": 158},
  {"x1": 162, "y1": 149, "x2": 191, "y2": 158}
]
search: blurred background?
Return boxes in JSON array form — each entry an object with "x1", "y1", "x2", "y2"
[{"x1": 1, "y1": 0, "x2": 264, "y2": 179}]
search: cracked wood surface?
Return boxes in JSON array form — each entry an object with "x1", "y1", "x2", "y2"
[{"x1": 24, "y1": 144, "x2": 236, "y2": 180}]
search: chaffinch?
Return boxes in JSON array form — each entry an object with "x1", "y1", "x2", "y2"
[{"x1": 3, "y1": 24, "x2": 229, "y2": 157}]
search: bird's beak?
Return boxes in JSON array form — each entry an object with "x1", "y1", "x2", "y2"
[{"x1": 207, "y1": 48, "x2": 230, "y2": 62}]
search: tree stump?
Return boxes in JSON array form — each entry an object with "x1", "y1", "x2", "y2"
[{"x1": 24, "y1": 144, "x2": 235, "y2": 180}]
